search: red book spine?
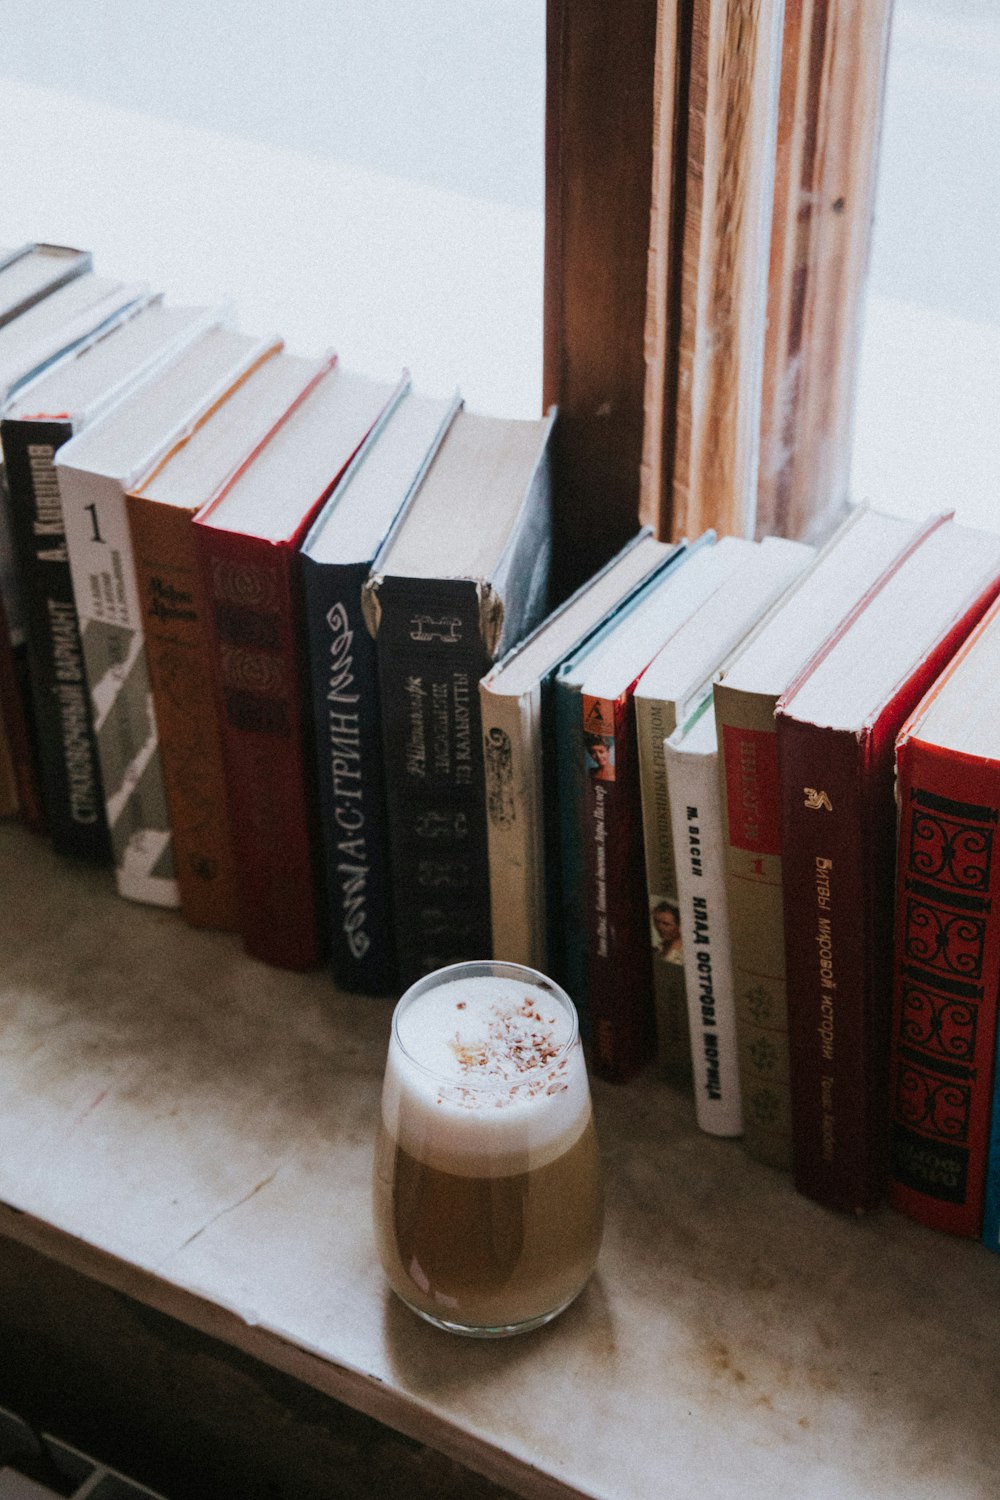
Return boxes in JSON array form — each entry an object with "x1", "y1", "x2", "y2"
[
  {"x1": 196, "y1": 529, "x2": 322, "y2": 971},
  {"x1": 582, "y1": 689, "x2": 655, "y2": 1082},
  {"x1": 888, "y1": 741, "x2": 1000, "y2": 1236}
]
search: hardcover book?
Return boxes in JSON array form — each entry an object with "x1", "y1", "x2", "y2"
[
  {"x1": 479, "y1": 530, "x2": 675, "y2": 977},
  {"x1": 777, "y1": 519, "x2": 1000, "y2": 1215},
  {"x1": 635, "y1": 534, "x2": 812, "y2": 1105},
  {"x1": 194, "y1": 361, "x2": 396, "y2": 970},
  {"x1": 364, "y1": 407, "x2": 556, "y2": 985},
  {"x1": 301, "y1": 380, "x2": 459, "y2": 993},
  {"x1": 712, "y1": 504, "x2": 929, "y2": 1169},
  {"x1": 0, "y1": 244, "x2": 91, "y2": 331},
  {"x1": 0, "y1": 270, "x2": 149, "y2": 823},
  {"x1": 56, "y1": 316, "x2": 272, "y2": 906},
  {"x1": 551, "y1": 538, "x2": 698, "y2": 1043},
  {"x1": 0, "y1": 597, "x2": 39, "y2": 823},
  {"x1": 2, "y1": 300, "x2": 225, "y2": 861},
  {"x1": 885, "y1": 597, "x2": 1000, "y2": 1238},
  {"x1": 571, "y1": 534, "x2": 757, "y2": 1082},
  {"x1": 665, "y1": 699, "x2": 743, "y2": 1134},
  {"x1": 127, "y1": 345, "x2": 337, "y2": 929}
]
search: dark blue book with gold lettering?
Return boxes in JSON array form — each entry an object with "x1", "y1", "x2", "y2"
[
  {"x1": 301, "y1": 382, "x2": 459, "y2": 994},
  {"x1": 364, "y1": 407, "x2": 556, "y2": 987}
]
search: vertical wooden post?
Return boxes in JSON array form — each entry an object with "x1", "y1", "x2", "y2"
[{"x1": 544, "y1": 0, "x2": 659, "y2": 594}]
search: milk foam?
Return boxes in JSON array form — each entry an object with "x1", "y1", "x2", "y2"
[{"x1": 382, "y1": 973, "x2": 592, "y2": 1176}]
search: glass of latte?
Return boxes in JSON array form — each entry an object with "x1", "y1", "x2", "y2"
[{"x1": 373, "y1": 960, "x2": 604, "y2": 1337}]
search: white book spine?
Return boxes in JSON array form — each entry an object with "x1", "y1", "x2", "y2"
[
  {"x1": 480, "y1": 683, "x2": 546, "y2": 970},
  {"x1": 60, "y1": 463, "x2": 179, "y2": 908},
  {"x1": 665, "y1": 715, "x2": 743, "y2": 1136},
  {"x1": 635, "y1": 691, "x2": 693, "y2": 1082}
]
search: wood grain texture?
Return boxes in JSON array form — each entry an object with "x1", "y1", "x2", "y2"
[
  {"x1": 756, "y1": 0, "x2": 894, "y2": 542},
  {"x1": 670, "y1": 0, "x2": 784, "y2": 541},
  {"x1": 545, "y1": 0, "x2": 658, "y2": 594},
  {"x1": 638, "y1": 0, "x2": 690, "y2": 531}
]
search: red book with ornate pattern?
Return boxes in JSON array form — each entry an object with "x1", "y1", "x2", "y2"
[
  {"x1": 887, "y1": 598, "x2": 1000, "y2": 1237},
  {"x1": 777, "y1": 521, "x2": 1000, "y2": 1215}
]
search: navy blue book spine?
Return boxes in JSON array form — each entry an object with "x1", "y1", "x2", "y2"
[
  {"x1": 1, "y1": 416, "x2": 110, "y2": 861},
  {"x1": 376, "y1": 575, "x2": 493, "y2": 985},
  {"x1": 302, "y1": 553, "x2": 398, "y2": 994}
]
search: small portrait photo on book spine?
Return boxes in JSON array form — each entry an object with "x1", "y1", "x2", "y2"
[
  {"x1": 585, "y1": 731, "x2": 615, "y2": 782},
  {"x1": 651, "y1": 897, "x2": 683, "y2": 965}
]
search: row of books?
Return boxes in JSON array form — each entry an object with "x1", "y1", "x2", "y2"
[
  {"x1": 618, "y1": 508, "x2": 1000, "y2": 1252},
  {"x1": 492, "y1": 496, "x2": 1000, "y2": 1250},
  {"x1": 0, "y1": 246, "x2": 557, "y2": 990},
  {"x1": 2, "y1": 245, "x2": 1000, "y2": 1252}
]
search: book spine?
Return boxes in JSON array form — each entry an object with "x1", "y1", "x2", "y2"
[
  {"x1": 302, "y1": 556, "x2": 396, "y2": 994},
  {"x1": 197, "y1": 530, "x2": 323, "y2": 971},
  {"x1": 126, "y1": 493, "x2": 238, "y2": 930},
  {"x1": 635, "y1": 693, "x2": 693, "y2": 1086},
  {"x1": 888, "y1": 742, "x2": 1000, "y2": 1238},
  {"x1": 552, "y1": 675, "x2": 590, "y2": 1026},
  {"x1": 581, "y1": 691, "x2": 655, "y2": 1082},
  {"x1": 539, "y1": 671, "x2": 575, "y2": 990},
  {"x1": 2, "y1": 419, "x2": 110, "y2": 860},
  {"x1": 0, "y1": 704, "x2": 16, "y2": 816},
  {"x1": 59, "y1": 464, "x2": 178, "y2": 904},
  {"x1": 713, "y1": 681, "x2": 792, "y2": 1168},
  {"x1": 480, "y1": 685, "x2": 545, "y2": 971},
  {"x1": 0, "y1": 592, "x2": 43, "y2": 828},
  {"x1": 666, "y1": 731, "x2": 743, "y2": 1135},
  {"x1": 985, "y1": 1057, "x2": 1000, "y2": 1251},
  {"x1": 375, "y1": 576, "x2": 492, "y2": 984},
  {"x1": 778, "y1": 715, "x2": 887, "y2": 1213}
]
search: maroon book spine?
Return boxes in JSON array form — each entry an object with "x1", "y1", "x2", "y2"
[
  {"x1": 888, "y1": 736, "x2": 1000, "y2": 1237},
  {"x1": 778, "y1": 591, "x2": 1000, "y2": 1214},
  {"x1": 778, "y1": 718, "x2": 889, "y2": 1213},
  {"x1": 581, "y1": 687, "x2": 655, "y2": 1082},
  {"x1": 196, "y1": 528, "x2": 323, "y2": 971}
]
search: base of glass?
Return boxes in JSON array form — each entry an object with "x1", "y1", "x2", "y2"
[{"x1": 394, "y1": 1288, "x2": 582, "y2": 1339}]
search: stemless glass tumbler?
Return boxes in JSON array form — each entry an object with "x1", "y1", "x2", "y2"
[{"x1": 373, "y1": 960, "x2": 604, "y2": 1337}]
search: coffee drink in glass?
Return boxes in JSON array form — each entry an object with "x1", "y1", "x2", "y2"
[{"x1": 373, "y1": 960, "x2": 603, "y2": 1337}]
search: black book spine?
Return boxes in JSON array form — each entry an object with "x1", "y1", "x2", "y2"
[
  {"x1": 375, "y1": 576, "x2": 493, "y2": 984},
  {"x1": 302, "y1": 555, "x2": 398, "y2": 995},
  {"x1": 1, "y1": 418, "x2": 110, "y2": 861}
]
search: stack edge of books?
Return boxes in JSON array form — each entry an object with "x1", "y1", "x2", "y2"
[{"x1": 4, "y1": 240, "x2": 1000, "y2": 1256}]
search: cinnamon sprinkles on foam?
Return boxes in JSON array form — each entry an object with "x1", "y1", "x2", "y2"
[{"x1": 435, "y1": 994, "x2": 571, "y2": 1109}]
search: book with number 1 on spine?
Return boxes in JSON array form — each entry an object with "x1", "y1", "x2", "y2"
[
  {"x1": 56, "y1": 315, "x2": 279, "y2": 906},
  {"x1": 2, "y1": 299, "x2": 225, "y2": 861},
  {"x1": 0, "y1": 266, "x2": 149, "y2": 825}
]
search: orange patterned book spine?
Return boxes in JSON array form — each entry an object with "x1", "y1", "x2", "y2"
[{"x1": 127, "y1": 493, "x2": 238, "y2": 930}]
